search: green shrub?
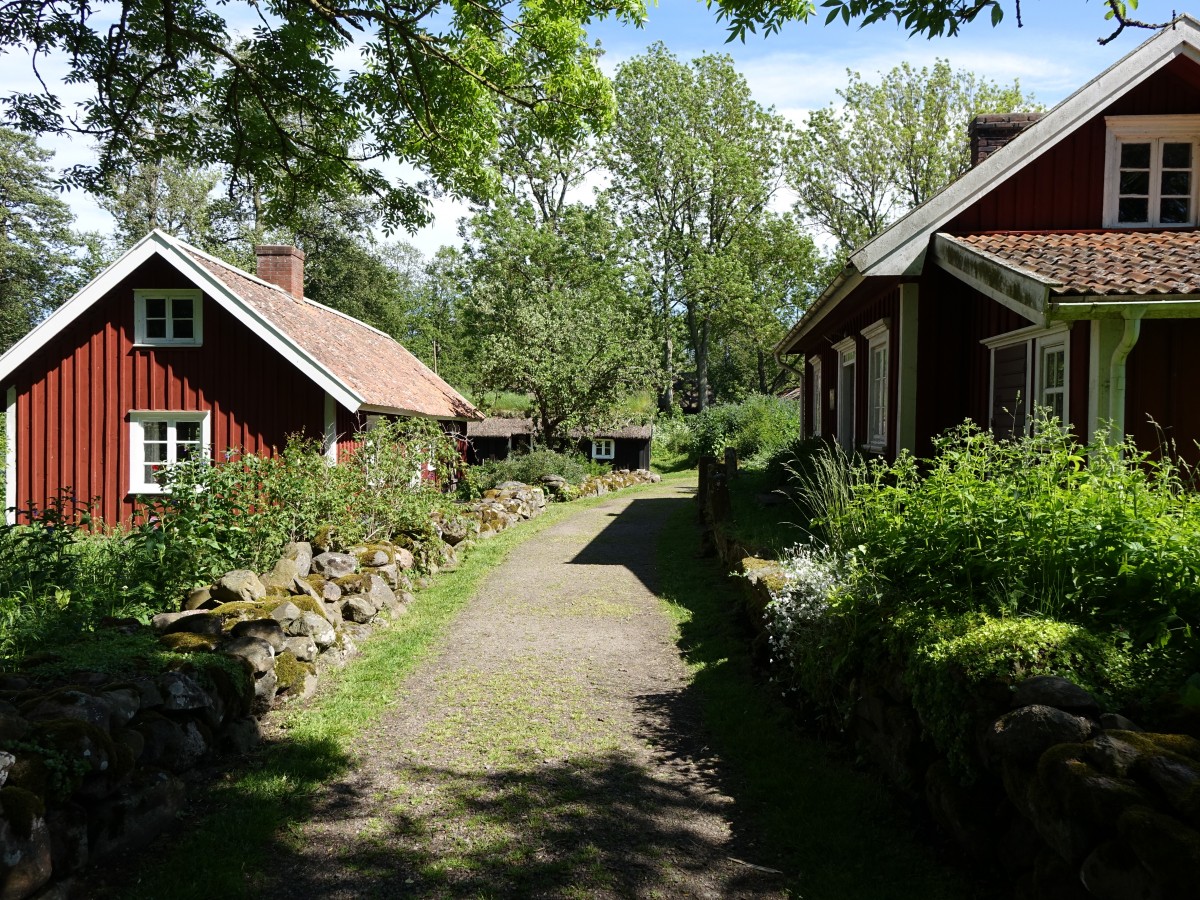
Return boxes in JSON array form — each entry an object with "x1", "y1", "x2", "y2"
[
  {"x1": 472, "y1": 448, "x2": 601, "y2": 493},
  {"x1": 689, "y1": 395, "x2": 803, "y2": 468}
]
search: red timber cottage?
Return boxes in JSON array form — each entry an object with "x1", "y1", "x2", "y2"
[
  {"x1": 777, "y1": 15, "x2": 1200, "y2": 461},
  {"x1": 0, "y1": 230, "x2": 481, "y2": 525}
]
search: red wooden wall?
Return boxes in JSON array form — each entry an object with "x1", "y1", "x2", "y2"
[
  {"x1": 11, "y1": 256, "x2": 326, "y2": 525},
  {"x1": 1125, "y1": 319, "x2": 1200, "y2": 462}
]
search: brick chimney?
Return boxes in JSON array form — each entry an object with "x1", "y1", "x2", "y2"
[
  {"x1": 969, "y1": 113, "x2": 1045, "y2": 166},
  {"x1": 254, "y1": 245, "x2": 306, "y2": 299}
]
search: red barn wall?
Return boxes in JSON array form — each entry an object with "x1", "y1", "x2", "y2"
[
  {"x1": 1125, "y1": 319, "x2": 1200, "y2": 461},
  {"x1": 11, "y1": 256, "x2": 326, "y2": 525}
]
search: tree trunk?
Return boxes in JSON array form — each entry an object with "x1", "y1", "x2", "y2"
[{"x1": 657, "y1": 281, "x2": 674, "y2": 414}]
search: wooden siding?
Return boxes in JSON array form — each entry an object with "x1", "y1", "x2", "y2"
[
  {"x1": 11, "y1": 256, "x2": 325, "y2": 525},
  {"x1": 946, "y1": 58, "x2": 1200, "y2": 233},
  {"x1": 1125, "y1": 319, "x2": 1200, "y2": 461},
  {"x1": 794, "y1": 282, "x2": 900, "y2": 454}
]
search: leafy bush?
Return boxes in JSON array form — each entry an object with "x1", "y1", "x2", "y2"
[
  {"x1": 689, "y1": 394, "x2": 803, "y2": 468},
  {"x1": 762, "y1": 417, "x2": 1200, "y2": 777},
  {"x1": 472, "y1": 448, "x2": 602, "y2": 494}
]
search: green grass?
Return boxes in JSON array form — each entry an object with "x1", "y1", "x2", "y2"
[
  {"x1": 108, "y1": 481, "x2": 678, "y2": 900},
  {"x1": 725, "y1": 467, "x2": 808, "y2": 558},
  {"x1": 655, "y1": 499, "x2": 992, "y2": 900}
]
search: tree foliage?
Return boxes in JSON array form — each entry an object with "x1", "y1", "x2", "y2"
[
  {"x1": 789, "y1": 59, "x2": 1040, "y2": 254},
  {"x1": 602, "y1": 44, "x2": 801, "y2": 411},
  {"x1": 460, "y1": 201, "x2": 658, "y2": 445},
  {"x1": 0, "y1": 128, "x2": 103, "y2": 351}
]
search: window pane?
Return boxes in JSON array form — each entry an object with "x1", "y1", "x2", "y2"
[
  {"x1": 1163, "y1": 142, "x2": 1193, "y2": 168},
  {"x1": 176, "y1": 421, "x2": 201, "y2": 442},
  {"x1": 1161, "y1": 197, "x2": 1191, "y2": 224},
  {"x1": 1121, "y1": 142, "x2": 1151, "y2": 168},
  {"x1": 145, "y1": 297, "x2": 166, "y2": 318},
  {"x1": 1162, "y1": 170, "x2": 1191, "y2": 196},
  {"x1": 1118, "y1": 197, "x2": 1149, "y2": 223},
  {"x1": 173, "y1": 297, "x2": 193, "y2": 319},
  {"x1": 173, "y1": 319, "x2": 194, "y2": 339},
  {"x1": 144, "y1": 421, "x2": 168, "y2": 442},
  {"x1": 145, "y1": 319, "x2": 167, "y2": 339},
  {"x1": 1120, "y1": 170, "x2": 1150, "y2": 194},
  {"x1": 144, "y1": 441, "x2": 168, "y2": 463}
]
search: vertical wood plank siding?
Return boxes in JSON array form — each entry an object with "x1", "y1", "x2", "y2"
[
  {"x1": 1125, "y1": 320, "x2": 1200, "y2": 462},
  {"x1": 945, "y1": 58, "x2": 1200, "y2": 233},
  {"x1": 13, "y1": 257, "x2": 325, "y2": 525}
]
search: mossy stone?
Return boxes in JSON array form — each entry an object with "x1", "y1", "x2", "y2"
[
  {"x1": 334, "y1": 574, "x2": 367, "y2": 593},
  {"x1": 263, "y1": 584, "x2": 291, "y2": 599},
  {"x1": 210, "y1": 600, "x2": 279, "y2": 621},
  {"x1": 313, "y1": 525, "x2": 336, "y2": 552},
  {"x1": 285, "y1": 595, "x2": 331, "y2": 623},
  {"x1": 0, "y1": 786, "x2": 45, "y2": 840},
  {"x1": 274, "y1": 651, "x2": 315, "y2": 694},
  {"x1": 5, "y1": 755, "x2": 50, "y2": 799},
  {"x1": 1119, "y1": 804, "x2": 1200, "y2": 891},
  {"x1": 158, "y1": 632, "x2": 219, "y2": 653}
]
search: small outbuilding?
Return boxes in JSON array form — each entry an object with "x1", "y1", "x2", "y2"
[{"x1": 465, "y1": 418, "x2": 652, "y2": 470}]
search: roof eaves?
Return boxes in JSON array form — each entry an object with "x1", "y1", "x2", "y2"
[
  {"x1": 932, "y1": 233, "x2": 1057, "y2": 326},
  {"x1": 360, "y1": 402, "x2": 483, "y2": 422},
  {"x1": 1051, "y1": 294, "x2": 1200, "y2": 320},
  {"x1": 775, "y1": 267, "x2": 864, "y2": 355},
  {"x1": 850, "y1": 17, "x2": 1200, "y2": 278}
]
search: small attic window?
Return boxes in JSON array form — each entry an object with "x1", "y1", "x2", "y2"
[
  {"x1": 134, "y1": 290, "x2": 203, "y2": 346},
  {"x1": 1105, "y1": 116, "x2": 1199, "y2": 228}
]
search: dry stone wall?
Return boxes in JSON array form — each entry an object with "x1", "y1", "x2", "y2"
[
  {"x1": 0, "y1": 469, "x2": 661, "y2": 900},
  {"x1": 699, "y1": 456, "x2": 1200, "y2": 899}
]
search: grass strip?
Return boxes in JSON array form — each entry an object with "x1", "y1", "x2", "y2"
[
  {"x1": 655, "y1": 498, "x2": 992, "y2": 900},
  {"x1": 115, "y1": 478, "x2": 688, "y2": 900}
]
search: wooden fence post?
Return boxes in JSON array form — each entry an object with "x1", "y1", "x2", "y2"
[{"x1": 724, "y1": 447, "x2": 738, "y2": 480}]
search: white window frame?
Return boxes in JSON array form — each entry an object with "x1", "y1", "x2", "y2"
[
  {"x1": 128, "y1": 411, "x2": 211, "y2": 494},
  {"x1": 134, "y1": 289, "x2": 203, "y2": 347},
  {"x1": 832, "y1": 336, "x2": 857, "y2": 452},
  {"x1": 860, "y1": 319, "x2": 890, "y2": 453},
  {"x1": 1104, "y1": 115, "x2": 1200, "y2": 228},
  {"x1": 982, "y1": 323, "x2": 1071, "y2": 431},
  {"x1": 592, "y1": 438, "x2": 615, "y2": 460},
  {"x1": 808, "y1": 356, "x2": 822, "y2": 438}
]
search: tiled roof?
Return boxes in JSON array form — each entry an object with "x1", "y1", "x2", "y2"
[
  {"x1": 466, "y1": 418, "x2": 652, "y2": 441},
  {"x1": 187, "y1": 251, "x2": 481, "y2": 420},
  {"x1": 943, "y1": 231, "x2": 1200, "y2": 298}
]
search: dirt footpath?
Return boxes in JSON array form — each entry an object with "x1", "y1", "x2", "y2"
[{"x1": 258, "y1": 481, "x2": 787, "y2": 899}]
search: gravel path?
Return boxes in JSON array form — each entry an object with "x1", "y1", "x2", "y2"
[{"x1": 258, "y1": 481, "x2": 787, "y2": 899}]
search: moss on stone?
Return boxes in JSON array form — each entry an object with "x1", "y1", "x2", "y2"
[
  {"x1": 210, "y1": 600, "x2": 279, "y2": 621},
  {"x1": 274, "y1": 651, "x2": 315, "y2": 694},
  {"x1": 1144, "y1": 732, "x2": 1200, "y2": 761},
  {"x1": 263, "y1": 584, "x2": 291, "y2": 598},
  {"x1": 0, "y1": 786, "x2": 45, "y2": 840},
  {"x1": 285, "y1": 595, "x2": 331, "y2": 622},
  {"x1": 313, "y1": 525, "x2": 336, "y2": 552},
  {"x1": 304, "y1": 574, "x2": 327, "y2": 591},
  {"x1": 158, "y1": 632, "x2": 219, "y2": 653},
  {"x1": 335, "y1": 574, "x2": 368, "y2": 594},
  {"x1": 1119, "y1": 804, "x2": 1200, "y2": 889},
  {"x1": 5, "y1": 755, "x2": 49, "y2": 799}
]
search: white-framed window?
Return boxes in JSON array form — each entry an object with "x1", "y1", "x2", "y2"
[
  {"x1": 129, "y1": 411, "x2": 211, "y2": 494},
  {"x1": 832, "y1": 336, "x2": 857, "y2": 452},
  {"x1": 809, "y1": 356, "x2": 822, "y2": 438},
  {"x1": 1104, "y1": 116, "x2": 1200, "y2": 228},
  {"x1": 592, "y1": 438, "x2": 615, "y2": 460},
  {"x1": 134, "y1": 290, "x2": 203, "y2": 346},
  {"x1": 982, "y1": 324, "x2": 1070, "y2": 436},
  {"x1": 861, "y1": 319, "x2": 890, "y2": 452}
]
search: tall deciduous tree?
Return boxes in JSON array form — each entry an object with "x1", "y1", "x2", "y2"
[
  {"x1": 789, "y1": 59, "x2": 1040, "y2": 255},
  {"x1": 602, "y1": 44, "x2": 791, "y2": 412},
  {"x1": 0, "y1": 128, "x2": 103, "y2": 351},
  {"x1": 460, "y1": 201, "x2": 658, "y2": 445}
]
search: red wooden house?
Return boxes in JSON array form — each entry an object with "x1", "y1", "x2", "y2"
[
  {"x1": 0, "y1": 230, "x2": 481, "y2": 524},
  {"x1": 777, "y1": 16, "x2": 1200, "y2": 461}
]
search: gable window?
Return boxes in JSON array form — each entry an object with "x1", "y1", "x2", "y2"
[
  {"x1": 592, "y1": 438, "x2": 615, "y2": 460},
  {"x1": 861, "y1": 319, "x2": 890, "y2": 452},
  {"x1": 808, "y1": 356, "x2": 822, "y2": 438},
  {"x1": 1105, "y1": 116, "x2": 1200, "y2": 227},
  {"x1": 134, "y1": 290, "x2": 203, "y2": 346},
  {"x1": 129, "y1": 411, "x2": 210, "y2": 494}
]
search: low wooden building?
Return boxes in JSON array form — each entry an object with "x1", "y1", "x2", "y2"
[
  {"x1": 465, "y1": 418, "x2": 653, "y2": 470},
  {"x1": 0, "y1": 230, "x2": 481, "y2": 524}
]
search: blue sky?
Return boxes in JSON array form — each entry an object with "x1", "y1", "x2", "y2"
[{"x1": 3, "y1": 0, "x2": 1181, "y2": 255}]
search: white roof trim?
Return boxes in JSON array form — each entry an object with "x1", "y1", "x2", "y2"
[
  {"x1": 851, "y1": 15, "x2": 1200, "y2": 278},
  {"x1": 0, "y1": 230, "x2": 365, "y2": 413},
  {"x1": 931, "y1": 234, "x2": 1054, "y2": 326}
]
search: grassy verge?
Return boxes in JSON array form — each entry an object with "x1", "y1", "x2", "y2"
[
  {"x1": 725, "y1": 467, "x2": 807, "y2": 558},
  {"x1": 655, "y1": 500, "x2": 992, "y2": 900},
  {"x1": 108, "y1": 480, "x2": 683, "y2": 900}
]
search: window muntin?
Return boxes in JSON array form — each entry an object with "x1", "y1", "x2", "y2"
[
  {"x1": 1037, "y1": 340, "x2": 1067, "y2": 424},
  {"x1": 592, "y1": 439, "x2": 615, "y2": 460},
  {"x1": 129, "y1": 412, "x2": 210, "y2": 493},
  {"x1": 134, "y1": 290, "x2": 203, "y2": 346},
  {"x1": 1105, "y1": 117, "x2": 1200, "y2": 228}
]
